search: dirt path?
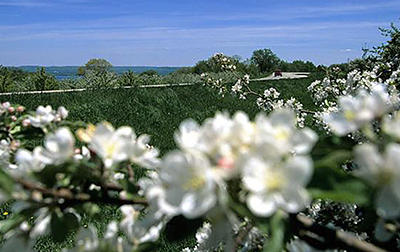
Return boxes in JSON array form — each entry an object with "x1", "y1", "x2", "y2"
[
  {"x1": 0, "y1": 83, "x2": 195, "y2": 96},
  {"x1": 0, "y1": 72, "x2": 311, "y2": 96}
]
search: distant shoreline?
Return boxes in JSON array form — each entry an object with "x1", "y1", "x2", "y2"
[{"x1": 13, "y1": 66, "x2": 182, "y2": 78}]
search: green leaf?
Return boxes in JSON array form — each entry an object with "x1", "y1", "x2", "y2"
[
  {"x1": 0, "y1": 215, "x2": 24, "y2": 234},
  {"x1": 309, "y1": 187, "x2": 369, "y2": 205},
  {"x1": 132, "y1": 242, "x2": 159, "y2": 252},
  {"x1": 82, "y1": 203, "x2": 101, "y2": 217},
  {"x1": 0, "y1": 169, "x2": 14, "y2": 194},
  {"x1": 309, "y1": 150, "x2": 373, "y2": 205},
  {"x1": 262, "y1": 211, "x2": 285, "y2": 252},
  {"x1": 314, "y1": 150, "x2": 352, "y2": 170}
]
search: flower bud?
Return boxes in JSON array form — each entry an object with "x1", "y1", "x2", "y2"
[
  {"x1": 17, "y1": 106, "x2": 25, "y2": 113},
  {"x1": 7, "y1": 107, "x2": 15, "y2": 114},
  {"x1": 1, "y1": 102, "x2": 10, "y2": 109},
  {"x1": 22, "y1": 119, "x2": 31, "y2": 127}
]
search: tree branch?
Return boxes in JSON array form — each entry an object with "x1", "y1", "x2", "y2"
[
  {"x1": 231, "y1": 223, "x2": 255, "y2": 252},
  {"x1": 15, "y1": 177, "x2": 147, "y2": 208},
  {"x1": 293, "y1": 214, "x2": 388, "y2": 252}
]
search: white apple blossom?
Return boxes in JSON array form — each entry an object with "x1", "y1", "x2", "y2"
[
  {"x1": 174, "y1": 119, "x2": 202, "y2": 151},
  {"x1": 231, "y1": 79, "x2": 242, "y2": 93},
  {"x1": 324, "y1": 84, "x2": 390, "y2": 136},
  {"x1": 29, "y1": 105, "x2": 55, "y2": 128},
  {"x1": 28, "y1": 105, "x2": 70, "y2": 128},
  {"x1": 15, "y1": 127, "x2": 75, "y2": 173},
  {"x1": 0, "y1": 102, "x2": 10, "y2": 111},
  {"x1": 104, "y1": 221, "x2": 118, "y2": 240},
  {"x1": 54, "y1": 106, "x2": 69, "y2": 121},
  {"x1": 35, "y1": 127, "x2": 75, "y2": 165},
  {"x1": 119, "y1": 205, "x2": 139, "y2": 239},
  {"x1": 383, "y1": 111, "x2": 400, "y2": 140},
  {"x1": 157, "y1": 151, "x2": 217, "y2": 218},
  {"x1": 166, "y1": 109, "x2": 316, "y2": 218},
  {"x1": 130, "y1": 134, "x2": 160, "y2": 169},
  {"x1": 175, "y1": 111, "x2": 255, "y2": 179},
  {"x1": 15, "y1": 148, "x2": 45, "y2": 173},
  {"x1": 354, "y1": 143, "x2": 400, "y2": 218},
  {"x1": 119, "y1": 172, "x2": 174, "y2": 246},
  {"x1": 0, "y1": 140, "x2": 11, "y2": 169},
  {"x1": 254, "y1": 109, "x2": 317, "y2": 157},
  {"x1": 87, "y1": 122, "x2": 159, "y2": 169},
  {"x1": 88, "y1": 123, "x2": 133, "y2": 168},
  {"x1": 242, "y1": 155, "x2": 313, "y2": 216}
]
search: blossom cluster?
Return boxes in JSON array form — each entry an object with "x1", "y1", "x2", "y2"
[
  {"x1": 109, "y1": 109, "x2": 318, "y2": 251},
  {"x1": 318, "y1": 62, "x2": 400, "y2": 246},
  {"x1": 310, "y1": 64, "x2": 400, "y2": 134},
  {"x1": 213, "y1": 52, "x2": 237, "y2": 71},
  {"x1": 0, "y1": 105, "x2": 161, "y2": 251},
  {"x1": 308, "y1": 63, "x2": 399, "y2": 109},
  {"x1": 28, "y1": 105, "x2": 69, "y2": 128},
  {"x1": 257, "y1": 95, "x2": 307, "y2": 127}
]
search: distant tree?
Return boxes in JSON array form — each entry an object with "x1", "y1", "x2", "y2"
[
  {"x1": 193, "y1": 60, "x2": 216, "y2": 74},
  {"x1": 0, "y1": 66, "x2": 12, "y2": 93},
  {"x1": 19, "y1": 67, "x2": 58, "y2": 91},
  {"x1": 139, "y1": 70, "x2": 158, "y2": 76},
  {"x1": 173, "y1": 67, "x2": 195, "y2": 75},
  {"x1": 250, "y1": 49, "x2": 281, "y2": 73},
  {"x1": 193, "y1": 54, "x2": 248, "y2": 74},
  {"x1": 0, "y1": 66, "x2": 31, "y2": 92},
  {"x1": 33, "y1": 67, "x2": 58, "y2": 90},
  {"x1": 78, "y1": 58, "x2": 113, "y2": 76},
  {"x1": 118, "y1": 70, "x2": 136, "y2": 86}
]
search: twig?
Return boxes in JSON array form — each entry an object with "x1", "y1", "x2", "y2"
[
  {"x1": 231, "y1": 223, "x2": 254, "y2": 252},
  {"x1": 293, "y1": 214, "x2": 388, "y2": 252},
  {"x1": 15, "y1": 177, "x2": 147, "y2": 208}
]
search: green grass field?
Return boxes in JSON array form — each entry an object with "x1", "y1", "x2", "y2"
[{"x1": 1, "y1": 75, "x2": 319, "y2": 252}]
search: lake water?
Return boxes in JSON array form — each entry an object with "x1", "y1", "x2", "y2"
[{"x1": 17, "y1": 66, "x2": 181, "y2": 80}]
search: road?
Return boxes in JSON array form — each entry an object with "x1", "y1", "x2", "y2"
[
  {"x1": 251, "y1": 72, "x2": 310, "y2": 81},
  {"x1": 0, "y1": 72, "x2": 311, "y2": 96}
]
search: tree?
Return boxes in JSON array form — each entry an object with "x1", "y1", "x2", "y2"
[
  {"x1": 0, "y1": 66, "x2": 29, "y2": 92},
  {"x1": 250, "y1": 48, "x2": 281, "y2": 73},
  {"x1": 77, "y1": 58, "x2": 113, "y2": 76},
  {"x1": 139, "y1": 69, "x2": 158, "y2": 76},
  {"x1": 24, "y1": 67, "x2": 58, "y2": 91},
  {"x1": 118, "y1": 70, "x2": 136, "y2": 86}
]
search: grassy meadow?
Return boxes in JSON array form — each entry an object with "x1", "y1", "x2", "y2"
[{"x1": 1, "y1": 74, "x2": 319, "y2": 252}]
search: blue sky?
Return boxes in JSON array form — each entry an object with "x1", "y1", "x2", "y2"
[{"x1": 0, "y1": 0, "x2": 399, "y2": 66}]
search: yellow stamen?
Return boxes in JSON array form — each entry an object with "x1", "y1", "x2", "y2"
[
  {"x1": 105, "y1": 142, "x2": 117, "y2": 157},
  {"x1": 344, "y1": 110, "x2": 355, "y2": 121},
  {"x1": 265, "y1": 172, "x2": 285, "y2": 191},
  {"x1": 182, "y1": 176, "x2": 205, "y2": 191},
  {"x1": 76, "y1": 124, "x2": 96, "y2": 142},
  {"x1": 274, "y1": 128, "x2": 289, "y2": 140}
]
